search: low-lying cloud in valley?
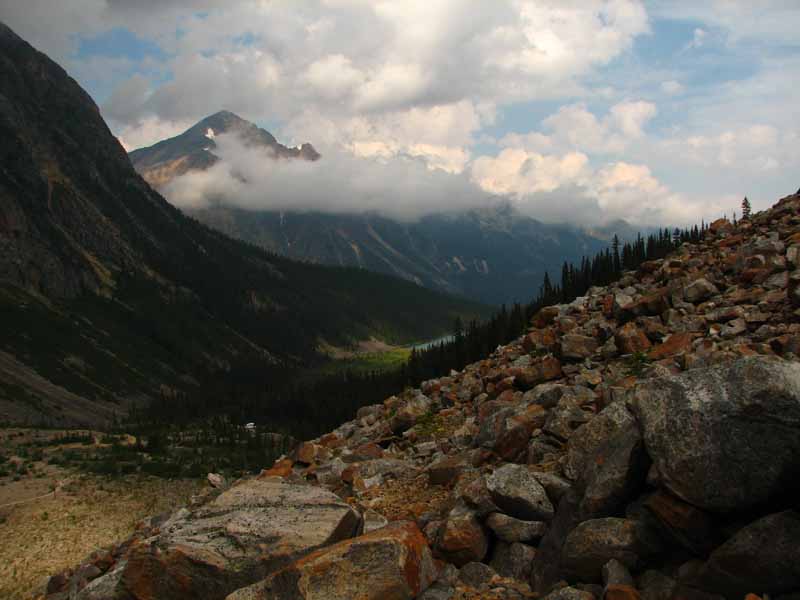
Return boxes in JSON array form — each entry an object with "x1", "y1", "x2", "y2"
[
  {"x1": 161, "y1": 132, "x2": 727, "y2": 227},
  {"x1": 162, "y1": 134, "x2": 491, "y2": 222}
]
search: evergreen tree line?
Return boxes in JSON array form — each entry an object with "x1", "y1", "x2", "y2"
[{"x1": 134, "y1": 222, "x2": 710, "y2": 443}]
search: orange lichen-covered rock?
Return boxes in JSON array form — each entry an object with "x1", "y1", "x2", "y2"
[
  {"x1": 226, "y1": 521, "x2": 438, "y2": 600},
  {"x1": 259, "y1": 458, "x2": 294, "y2": 478},
  {"x1": 647, "y1": 332, "x2": 695, "y2": 361}
]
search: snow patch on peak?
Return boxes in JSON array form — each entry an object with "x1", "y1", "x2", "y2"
[{"x1": 205, "y1": 128, "x2": 216, "y2": 140}]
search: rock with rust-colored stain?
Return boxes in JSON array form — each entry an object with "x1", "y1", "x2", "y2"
[
  {"x1": 604, "y1": 584, "x2": 641, "y2": 600},
  {"x1": 647, "y1": 333, "x2": 695, "y2": 361},
  {"x1": 435, "y1": 502, "x2": 489, "y2": 567},
  {"x1": 643, "y1": 491, "x2": 714, "y2": 555},
  {"x1": 259, "y1": 458, "x2": 294, "y2": 478},
  {"x1": 531, "y1": 306, "x2": 560, "y2": 328},
  {"x1": 559, "y1": 334, "x2": 599, "y2": 361},
  {"x1": 113, "y1": 479, "x2": 360, "y2": 600},
  {"x1": 225, "y1": 521, "x2": 438, "y2": 600},
  {"x1": 615, "y1": 323, "x2": 652, "y2": 355}
]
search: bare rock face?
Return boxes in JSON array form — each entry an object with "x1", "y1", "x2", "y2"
[
  {"x1": 96, "y1": 479, "x2": 361, "y2": 600},
  {"x1": 226, "y1": 521, "x2": 437, "y2": 600},
  {"x1": 629, "y1": 357, "x2": 800, "y2": 512}
]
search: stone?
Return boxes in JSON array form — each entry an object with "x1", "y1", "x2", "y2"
[
  {"x1": 533, "y1": 471, "x2": 572, "y2": 504},
  {"x1": 118, "y1": 479, "x2": 361, "y2": 600},
  {"x1": 486, "y1": 512, "x2": 547, "y2": 543},
  {"x1": 642, "y1": 491, "x2": 714, "y2": 555},
  {"x1": 559, "y1": 334, "x2": 599, "y2": 361},
  {"x1": 476, "y1": 403, "x2": 547, "y2": 461},
  {"x1": 226, "y1": 521, "x2": 437, "y2": 600},
  {"x1": 605, "y1": 584, "x2": 641, "y2": 600},
  {"x1": 602, "y1": 559, "x2": 634, "y2": 587},
  {"x1": 637, "y1": 571, "x2": 676, "y2": 600},
  {"x1": 362, "y1": 510, "x2": 389, "y2": 533},
  {"x1": 207, "y1": 473, "x2": 225, "y2": 488},
  {"x1": 427, "y1": 454, "x2": 469, "y2": 486},
  {"x1": 390, "y1": 393, "x2": 433, "y2": 433},
  {"x1": 295, "y1": 442, "x2": 326, "y2": 465},
  {"x1": 544, "y1": 393, "x2": 592, "y2": 442},
  {"x1": 74, "y1": 563, "x2": 126, "y2": 600},
  {"x1": 486, "y1": 464, "x2": 555, "y2": 522},
  {"x1": 490, "y1": 541, "x2": 536, "y2": 582},
  {"x1": 578, "y1": 419, "x2": 649, "y2": 519},
  {"x1": 563, "y1": 402, "x2": 636, "y2": 482},
  {"x1": 542, "y1": 586, "x2": 597, "y2": 600},
  {"x1": 697, "y1": 511, "x2": 800, "y2": 597},
  {"x1": 524, "y1": 383, "x2": 568, "y2": 409},
  {"x1": 629, "y1": 357, "x2": 800, "y2": 511},
  {"x1": 458, "y1": 561, "x2": 497, "y2": 588},
  {"x1": 647, "y1": 333, "x2": 694, "y2": 361},
  {"x1": 260, "y1": 458, "x2": 294, "y2": 478},
  {"x1": 516, "y1": 356, "x2": 564, "y2": 388},
  {"x1": 561, "y1": 518, "x2": 663, "y2": 581},
  {"x1": 684, "y1": 278, "x2": 719, "y2": 303},
  {"x1": 417, "y1": 582, "x2": 455, "y2": 600},
  {"x1": 436, "y1": 502, "x2": 489, "y2": 566},
  {"x1": 616, "y1": 323, "x2": 652, "y2": 355},
  {"x1": 457, "y1": 475, "x2": 499, "y2": 518}
]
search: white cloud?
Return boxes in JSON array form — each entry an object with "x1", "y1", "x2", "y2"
[
  {"x1": 117, "y1": 116, "x2": 195, "y2": 151},
  {"x1": 161, "y1": 132, "x2": 490, "y2": 221},
  {"x1": 661, "y1": 124, "x2": 795, "y2": 173},
  {"x1": 500, "y1": 100, "x2": 657, "y2": 156}
]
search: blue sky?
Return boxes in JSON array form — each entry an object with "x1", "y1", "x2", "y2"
[{"x1": 2, "y1": 0, "x2": 798, "y2": 225}]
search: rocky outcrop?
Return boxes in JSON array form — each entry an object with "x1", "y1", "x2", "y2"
[
  {"x1": 630, "y1": 357, "x2": 800, "y2": 511},
  {"x1": 51, "y1": 479, "x2": 360, "y2": 600},
  {"x1": 47, "y1": 190, "x2": 800, "y2": 600},
  {"x1": 227, "y1": 521, "x2": 437, "y2": 600}
]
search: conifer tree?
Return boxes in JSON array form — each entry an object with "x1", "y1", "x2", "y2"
[{"x1": 742, "y1": 197, "x2": 751, "y2": 220}]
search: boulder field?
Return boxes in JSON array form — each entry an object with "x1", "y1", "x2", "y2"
[{"x1": 44, "y1": 192, "x2": 800, "y2": 600}]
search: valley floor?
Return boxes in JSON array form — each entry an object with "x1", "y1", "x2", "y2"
[{"x1": 0, "y1": 428, "x2": 203, "y2": 600}]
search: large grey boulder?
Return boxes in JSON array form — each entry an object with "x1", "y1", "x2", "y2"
[
  {"x1": 487, "y1": 464, "x2": 555, "y2": 522},
  {"x1": 112, "y1": 479, "x2": 361, "y2": 600},
  {"x1": 227, "y1": 521, "x2": 437, "y2": 600},
  {"x1": 629, "y1": 357, "x2": 800, "y2": 512},
  {"x1": 696, "y1": 510, "x2": 800, "y2": 597}
]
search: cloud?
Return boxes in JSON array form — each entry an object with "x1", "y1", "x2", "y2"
[
  {"x1": 161, "y1": 132, "x2": 491, "y2": 221},
  {"x1": 469, "y1": 149, "x2": 723, "y2": 226},
  {"x1": 499, "y1": 100, "x2": 657, "y2": 156},
  {"x1": 21, "y1": 1, "x2": 647, "y2": 157}
]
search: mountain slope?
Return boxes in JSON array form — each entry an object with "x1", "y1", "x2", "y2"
[
  {"x1": 128, "y1": 112, "x2": 612, "y2": 306},
  {"x1": 192, "y1": 204, "x2": 609, "y2": 306},
  {"x1": 0, "y1": 22, "x2": 488, "y2": 427},
  {"x1": 45, "y1": 192, "x2": 800, "y2": 599}
]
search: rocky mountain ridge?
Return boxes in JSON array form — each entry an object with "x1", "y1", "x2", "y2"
[
  {"x1": 44, "y1": 190, "x2": 800, "y2": 600},
  {"x1": 128, "y1": 111, "x2": 319, "y2": 189}
]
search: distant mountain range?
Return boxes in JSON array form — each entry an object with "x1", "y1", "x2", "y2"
[
  {"x1": 130, "y1": 113, "x2": 625, "y2": 306},
  {"x1": 0, "y1": 22, "x2": 487, "y2": 427}
]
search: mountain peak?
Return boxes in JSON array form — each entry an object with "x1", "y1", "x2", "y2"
[{"x1": 129, "y1": 110, "x2": 319, "y2": 187}]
